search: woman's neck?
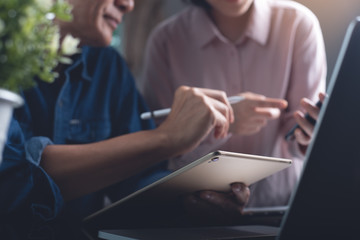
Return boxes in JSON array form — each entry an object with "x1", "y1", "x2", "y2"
[{"x1": 209, "y1": 6, "x2": 253, "y2": 43}]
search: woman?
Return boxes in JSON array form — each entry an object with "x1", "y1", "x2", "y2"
[{"x1": 139, "y1": 0, "x2": 326, "y2": 207}]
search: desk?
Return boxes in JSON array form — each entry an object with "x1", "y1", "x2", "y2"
[{"x1": 97, "y1": 225, "x2": 279, "y2": 240}]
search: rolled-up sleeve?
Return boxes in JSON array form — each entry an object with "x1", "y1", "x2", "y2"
[{"x1": 0, "y1": 119, "x2": 63, "y2": 221}]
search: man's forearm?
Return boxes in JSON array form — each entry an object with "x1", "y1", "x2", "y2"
[{"x1": 40, "y1": 129, "x2": 173, "y2": 201}]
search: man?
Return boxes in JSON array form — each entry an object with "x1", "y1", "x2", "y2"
[{"x1": 0, "y1": 0, "x2": 249, "y2": 239}]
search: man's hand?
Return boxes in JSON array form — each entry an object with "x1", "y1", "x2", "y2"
[
  {"x1": 157, "y1": 86, "x2": 234, "y2": 158},
  {"x1": 182, "y1": 183, "x2": 250, "y2": 225},
  {"x1": 230, "y1": 92, "x2": 288, "y2": 136}
]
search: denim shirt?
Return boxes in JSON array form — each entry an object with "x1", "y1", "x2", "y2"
[
  {"x1": 0, "y1": 119, "x2": 63, "y2": 239},
  {"x1": 2, "y1": 46, "x2": 156, "y2": 239},
  {"x1": 16, "y1": 46, "x2": 154, "y2": 143}
]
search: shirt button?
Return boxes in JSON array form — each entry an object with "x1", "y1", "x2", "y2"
[
  {"x1": 59, "y1": 101, "x2": 63, "y2": 107},
  {"x1": 70, "y1": 119, "x2": 80, "y2": 125}
]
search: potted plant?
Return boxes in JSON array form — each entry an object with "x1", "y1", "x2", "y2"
[{"x1": 0, "y1": 0, "x2": 79, "y2": 164}]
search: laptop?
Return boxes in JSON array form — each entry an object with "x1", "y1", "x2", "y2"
[{"x1": 86, "y1": 16, "x2": 360, "y2": 240}]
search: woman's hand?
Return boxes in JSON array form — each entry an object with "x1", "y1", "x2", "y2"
[
  {"x1": 294, "y1": 92, "x2": 326, "y2": 150},
  {"x1": 230, "y1": 92, "x2": 288, "y2": 136}
]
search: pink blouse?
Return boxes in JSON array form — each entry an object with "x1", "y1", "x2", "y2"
[{"x1": 138, "y1": 0, "x2": 326, "y2": 207}]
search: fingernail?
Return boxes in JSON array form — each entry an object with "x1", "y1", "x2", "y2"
[{"x1": 232, "y1": 183, "x2": 242, "y2": 191}]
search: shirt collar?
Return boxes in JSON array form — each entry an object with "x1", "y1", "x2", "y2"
[
  {"x1": 192, "y1": 7, "x2": 222, "y2": 48},
  {"x1": 245, "y1": 0, "x2": 271, "y2": 46},
  {"x1": 192, "y1": 0, "x2": 271, "y2": 47},
  {"x1": 64, "y1": 46, "x2": 92, "y2": 82}
]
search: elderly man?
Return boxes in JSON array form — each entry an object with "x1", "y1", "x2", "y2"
[{"x1": 0, "y1": 0, "x2": 251, "y2": 239}]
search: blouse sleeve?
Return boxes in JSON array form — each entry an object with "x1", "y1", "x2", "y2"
[{"x1": 272, "y1": 8, "x2": 327, "y2": 176}]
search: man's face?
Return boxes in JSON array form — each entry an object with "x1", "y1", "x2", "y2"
[{"x1": 60, "y1": 0, "x2": 134, "y2": 47}]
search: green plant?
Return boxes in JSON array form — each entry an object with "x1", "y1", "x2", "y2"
[{"x1": 0, "y1": 0, "x2": 78, "y2": 92}]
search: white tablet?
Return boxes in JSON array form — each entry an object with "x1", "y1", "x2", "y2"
[
  {"x1": 83, "y1": 151, "x2": 291, "y2": 237},
  {"x1": 135, "y1": 150, "x2": 292, "y2": 203}
]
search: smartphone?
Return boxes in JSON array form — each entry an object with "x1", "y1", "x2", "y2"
[{"x1": 285, "y1": 100, "x2": 322, "y2": 141}]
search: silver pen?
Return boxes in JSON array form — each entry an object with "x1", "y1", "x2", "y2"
[{"x1": 140, "y1": 95, "x2": 245, "y2": 120}]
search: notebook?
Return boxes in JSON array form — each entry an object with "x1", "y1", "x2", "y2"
[{"x1": 89, "y1": 16, "x2": 360, "y2": 240}]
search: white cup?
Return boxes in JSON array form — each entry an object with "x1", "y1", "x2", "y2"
[{"x1": 0, "y1": 89, "x2": 23, "y2": 165}]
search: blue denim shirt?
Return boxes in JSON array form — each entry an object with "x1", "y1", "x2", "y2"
[
  {"x1": 2, "y1": 46, "x2": 159, "y2": 239},
  {"x1": 0, "y1": 119, "x2": 64, "y2": 239}
]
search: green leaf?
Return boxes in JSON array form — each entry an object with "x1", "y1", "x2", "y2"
[{"x1": 0, "y1": 0, "x2": 74, "y2": 92}]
